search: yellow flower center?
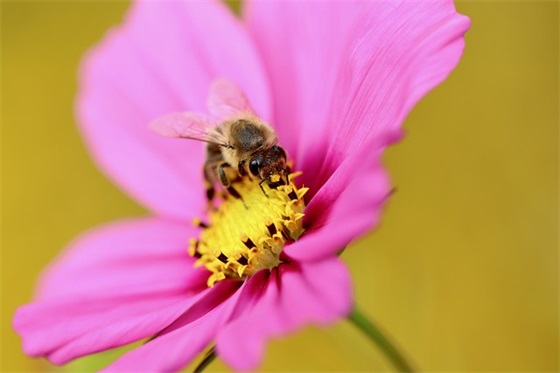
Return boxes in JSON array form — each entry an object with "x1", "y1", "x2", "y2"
[{"x1": 189, "y1": 173, "x2": 308, "y2": 287}]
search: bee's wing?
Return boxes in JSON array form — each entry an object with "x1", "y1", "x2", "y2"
[
  {"x1": 207, "y1": 79, "x2": 256, "y2": 119},
  {"x1": 149, "y1": 112, "x2": 229, "y2": 147}
]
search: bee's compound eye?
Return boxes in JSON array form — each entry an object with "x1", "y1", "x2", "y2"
[{"x1": 249, "y1": 157, "x2": 262, "y2": 176}]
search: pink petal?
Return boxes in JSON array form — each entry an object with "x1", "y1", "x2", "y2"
[
  {"x1": 78, "y1": 0, "x2": 271, "y2": 221},
  {"x1": 36, "y1": 218, "x2": 207, "y2": 299},
  {"x1": 13, "y1": 218, "x2": 208, "y2": 364},
  {"x1": 215, "y1": 272, "x2": 278, "y2": 370},
  {"x1": 244, "y1": 2, "x2": 363, "y2": 169},
  {"x1": 285, "y1": 141, "x2": 391, "y2": 262},
  {"x1": 155, "y1": 279, "x2": 242, "y2": 338},
  {"x1": 103, "y1": 282, "x2": 241, "y2": 372},
  {"x1": 216, "y1": 259, "x2": 352, "y2": 371},
  {"x1": 16, "y1": 292, "x2": 205, "y2": 365},
  {"x1": 245, "y1": 1, "x2": 469, "y2": 189}
]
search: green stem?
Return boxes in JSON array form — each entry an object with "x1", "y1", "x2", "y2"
[
  {"x1": 193, "y1": 346, "x2": 217, "y2": 373},
  {"x1": 349, "y1": 307, "x2": 416, "y2": 372}
]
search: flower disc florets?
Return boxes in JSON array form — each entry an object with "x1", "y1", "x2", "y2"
[{"x1": 189, "y1": 173, "x2": 307, "y2": 287}]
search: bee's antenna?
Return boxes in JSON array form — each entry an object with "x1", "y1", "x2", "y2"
[{"x1": 259, "y1": 177, "x2": 270, "y2": 197}]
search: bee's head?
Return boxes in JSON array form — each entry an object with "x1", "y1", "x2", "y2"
[{"x1": 249, "y1": 145, "x2": 287, "y2": 181}]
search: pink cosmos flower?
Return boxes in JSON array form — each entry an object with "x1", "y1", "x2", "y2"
[{"x1": 14, "y1": 1, "x2": 469, "y2": 371}]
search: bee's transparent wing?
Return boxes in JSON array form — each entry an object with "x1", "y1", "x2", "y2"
[
  {"x1": 207, "y1": 79, "x2": 256, "y2": 119},
  {"x1": 149, "y1": 112, "x2": 229, "y2": 147}
]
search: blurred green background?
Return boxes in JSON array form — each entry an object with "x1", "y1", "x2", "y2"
[{"x1": 1, "y1": 1, "x2": 558, "y2": 371}]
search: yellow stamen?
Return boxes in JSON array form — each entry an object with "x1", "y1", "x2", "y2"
[{"x1": 189, "y1": 173, "x2": 307, "y2": 287}]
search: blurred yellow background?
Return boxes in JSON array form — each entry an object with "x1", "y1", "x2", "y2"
[{"x1": 1, "y1": 1, "x2": 557, "y2": 371}]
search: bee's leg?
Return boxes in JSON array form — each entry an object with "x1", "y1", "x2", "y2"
[
  {"x1": 204, "y1": 145, "x2": 224, "y2": 208},
  {"x1": 202, "y1": 163, "x2": 219, "y2": 211},
  {"x1": 237, "y1": 160, "x2": 248, "y2": 177},
  {"x1": 217, "y1": 162, "x2": 244, "y2": 202},
  {"x1": 203, "y1": 164, "x2": 216, "y2": 205}
]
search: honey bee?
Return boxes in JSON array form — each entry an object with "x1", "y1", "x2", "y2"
[{"x1": 150, "y1": 111, "x2": 290, "y2": 202}]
